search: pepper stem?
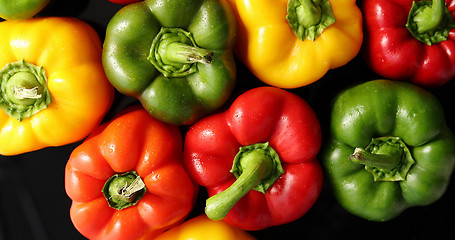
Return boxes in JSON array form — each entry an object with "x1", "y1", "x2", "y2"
[
  {"x1": 0, "y1": 60, "x2": 52, "y2": 121},
  {"x1": 349, "y1": 137, "x2": 415, "y2": 182},
  {"x1": 349, "y1": 146, "x2": 402, "y2": 171},
  {"x1": 286, "y1": 0, "x2": 335, "y2": 41},
  {"x1": 165, "y1": 42, "x2": 213, "y2": 65},
  {"x1": 205, "y1": 142, "x2": 284, "y2": 220},
  {"x1": 413, "y1": 0, "x2": 444, "y2": 33},
  {"x1": 102, "y1": 171, "x2": 146, "y2": 210},
  {"x1": 406, "y1": 0, "x2": 455, "y2": 45},
  {"x1": 149, "y1": 27, "x2": 213, "y2": 78}
]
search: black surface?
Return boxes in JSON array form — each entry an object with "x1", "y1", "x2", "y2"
[{"x1": 1, "y1": 0, "x2": 455, "y2": 239}]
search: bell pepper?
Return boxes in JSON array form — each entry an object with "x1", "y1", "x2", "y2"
[
  {"x1": 322, "y1": 79, "x2": 455, "y2": 221},
  {"x1": 155, "y1": 214, "x2": 256, "y2": 240},
  {"x1": 362, "y1": 0, "x2": 455, "y2": 87},
  {"x1": 0, "y1": 0, "x2": 50, "y2": 20},
  {"x1": 65, "y1": 106, "x2": 198, "y2": 240},
  {"x1": 184, "y1": 87, "x2": 323, "y2": 230},
  {"x1": 0, "y1": 17, "x2": 114, "y2": 156},
  {"x1": 102, "y1": 0, "x2": 237, "y2": 125},
  {"x1": 225, "y1": 0, "x2": 362, "y2": 88}
]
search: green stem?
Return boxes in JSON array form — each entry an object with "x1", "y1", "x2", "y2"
[
  {"x1": 349, "y1": 146, "x2": 402, "y2": 171},
  {"x1": 286, "y1": 0, "x2": 335, "y2": 41},
  {"x1": 0, "y1": 60, "x2": 51, "y2": 121},
  {"x1": 295, "y1": 0, "x2": 322, "y2": 28},
  {"x1": 165, "y1": 42, "x2": 213, "y2": 65},
  {"x1": 414, "y1": 0, "x2": 444, "y2": 33},
  {"x1": 102, "y1": 171, "x2": 146, "y2": 210},
  {"x1": 149, "y1": 27, "x2": 213, "y2": 78},
  {"x1": 349, "y1": 137, "x2": 415, "y2": 182},
  {"x1": 406, "y1": 0, "x2": 455, "y2": 45},
  {"x1": 205, "y1": 142, "x2": 284, "y2": 221}
]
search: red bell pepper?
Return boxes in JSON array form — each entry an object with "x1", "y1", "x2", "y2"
[
  {"x1": 362, "y1": 0, "x2": 455, "y2": 87},
  {"x1": 65, "y1": 106, "x2": 198, "y2": 240},
  {"x1": 183, "y1": 87, "x2": 323, "y2": 230}
]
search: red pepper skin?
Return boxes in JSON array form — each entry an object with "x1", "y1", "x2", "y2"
[
  {"x1": 65, "y1": 106, "x2": 198, "y2": 240},
  {"x1": 362, "y1": 0, "x2": 455, "y2": 87},
  {"x1": 184, "y1": 87, "x2": 323, "y2": 230}
]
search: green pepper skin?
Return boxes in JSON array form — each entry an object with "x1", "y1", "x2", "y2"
[
  {"x1": 102, "y1": 0, "x2": 237, "y2": 125},
  {"x1": 0, "y1": 0, "x2": 50, "y2": 20},
  {"x1": 322, "y1": 79, "x2": 455, "y2": 222}
]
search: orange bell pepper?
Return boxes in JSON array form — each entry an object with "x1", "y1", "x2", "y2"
[
  {"x1": 65, "y1": 106, "x2": 198, "y2": 240},
  {"x1": 0, "y1": 17, "x2": 114, "y2": 155},
  {"x1": 226, "y1": 0, "x2": 363, "y2": 88}
]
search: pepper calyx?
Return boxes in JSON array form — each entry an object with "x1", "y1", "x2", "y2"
[
  {"x1": 205, "y1": 142, "x2": 284, "y2": 220},
  {"x1": 349, "y1": 137, "x2": 415, "y2": 182},
  {"x1": 0, "y1": 60, "x2": 52, "y2": 121},
  {"x1": 148, "y1": 27, "x2": 213, "y2": 78},
  {"x1": 406, "y1": 0, "x2": 455, "y2": 46},
  {"x1": 102, "y1": 171, "x2": 147, "y2": 210},
  {"x1": 286, "y1": 0, "x2": 336, "y2": 41}
]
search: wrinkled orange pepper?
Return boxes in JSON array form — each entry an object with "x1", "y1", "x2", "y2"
[
  {"x1": 0, "y1": 17, "x2": 114, "y2": 155},
  {"x1": 226, "y1": 0, "x2": 363, "y2": 88}
]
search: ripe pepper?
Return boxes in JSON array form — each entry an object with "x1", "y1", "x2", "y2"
[
  {"x1": 65, "y1": 106, "x2": 198, "y2": 240},
  {"x1": 102, "y1": 0, "x2": 237, "y2": 125},
  {"x1": 0, "y1": 17, "x2": 114, "y2": 156},
  {"x1": 322, "y1": 80, "x2": 455, "y2": 221},
  {"x1": 155, "y1": 215, "x2": 256, "y2": 240},
  {"x1": 363, "y1": 0, "x2": 455, "y2": 87},
  {"x1": 0, "y1": 0, "x2": 50, "y2": 20},
  {"x1": 184, "y1": 87, "x2": 323, "y2": 230},
  {"x1": 225, "y1": 0, "x2": 362, "y2": 88}
]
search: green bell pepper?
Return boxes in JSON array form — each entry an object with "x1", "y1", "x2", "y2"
[
  {"x1": 102, "y1": 0, "x2": 237, "y2": 125},
  {"x1": 322, "y1": 79, "x2": 455, "y2": 222},
  {"x1": 0, "y1": 0, "x2": 50, "y2": 20}
]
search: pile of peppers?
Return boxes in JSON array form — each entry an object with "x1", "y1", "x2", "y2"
[{"x1": 0, "y1": 0, "x2": 454, "y2": 239}]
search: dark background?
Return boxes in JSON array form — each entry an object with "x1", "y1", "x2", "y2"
[{"x1": 0, "y1": 0, "x2": 454, "y2": 239}]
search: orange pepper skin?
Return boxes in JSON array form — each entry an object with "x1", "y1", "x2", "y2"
[
  {"x1": 155, "y1": 215, "x2": 256, "y2": 240},
  {"x1": 65, "y1": 106, "x2": 198, "y2": 240},
  {"x1": 0, "y1": 17, "x2": 114, "y2": 155},
  {"x1": 226, "y1": 0, "x2": 363, "y2": 88}
]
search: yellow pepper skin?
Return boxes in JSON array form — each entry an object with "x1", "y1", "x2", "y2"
[
  {"x1": 0, "y1": 17, "x2": 114, "y2": 155},
  {"x1": 155, "y1": 215, "x2": 256, "y2": 240},
  {"x1": 226, "y1": 0, "x2": 363, "y2": 88}
]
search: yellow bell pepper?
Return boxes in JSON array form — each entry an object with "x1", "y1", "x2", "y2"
[
  {"x1": 0, "y1": 17, "x2": 114, "y2": 155},
  {"x1": 226, "y1": 0, "x2": 363, "y2": 88},
  {"x1": 155, "y1": 215, "x2": 256, "y2": 240}
]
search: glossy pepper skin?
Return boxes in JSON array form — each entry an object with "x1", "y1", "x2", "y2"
[
  {"x1": 155, "y1": 215, "x2": 256, "y2": 240},
  {"x1": 65, "y1": 106, "x2": 198, "y2": 240},
  {"x1": 184, "y1": 87, "x2": 323, "y2": 230},
  {"x1": 0, "y1": 17, "x2": 114, "y2": 156},
  {"x1": 363, "y1": 0, "x2": 455, "y2": 87},
  {"x1": 322, "y1": 80, "x2": 455, "y2": 222},
  {"x1": 102, "y1": 0, "x2": 237, "y2": 125},
  {"x1": 0, "y1": 0, "x2": 50, "y2": 20},
  {"x1": 225, "y1": 0, "x2": 362, "y2": 88}
]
